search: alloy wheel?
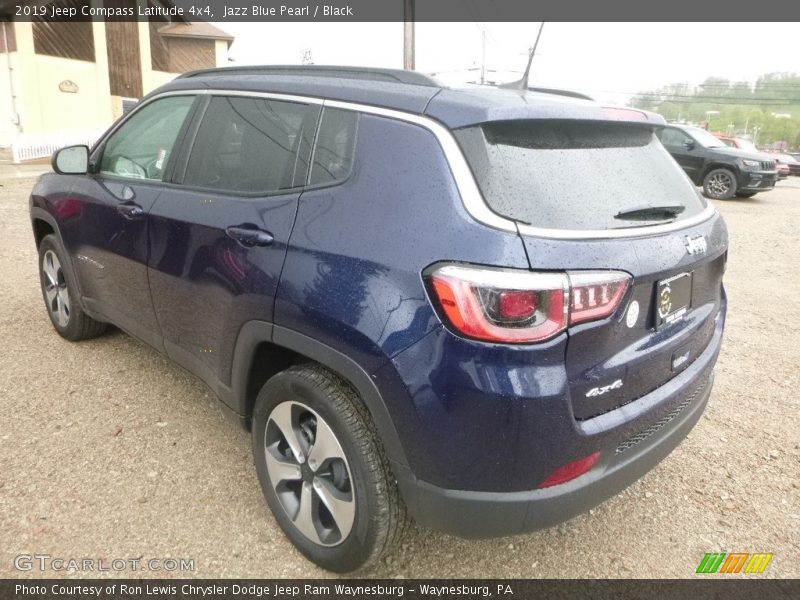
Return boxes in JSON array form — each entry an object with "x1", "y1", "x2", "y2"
[
  {"x1": 264, "y1": 400, "x2": 355, "y2": 546},
  {"x1": 42, "y1": 250, "x2": 70, "y2": 327},
  {"x1": 707, "y1": 172, "x2": 733, "y2": 197}
]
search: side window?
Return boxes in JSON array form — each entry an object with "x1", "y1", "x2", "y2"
[
  {"x1": 309, "y1": 108, "x2": 358, "y2": 186},
  {"x1": 658, "y1": 128, "x2": 675, "y2": 146},
  {"x1": 183, "y1": 96, "x2": 315, "y2": 194},
  {"x1": 659, "y1": 128, "x2": 689, "y2": 148},
  {"x1": 99, "y1": 96, "x2": 195, "y2": 181}
]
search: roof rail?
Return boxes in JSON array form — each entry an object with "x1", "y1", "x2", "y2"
[
  {"x1": 528, "y1": 86, "x2": 594, "y2": 101},
  {"x1": 178, "y1": 65, "x2": 441, "y2": 87}
]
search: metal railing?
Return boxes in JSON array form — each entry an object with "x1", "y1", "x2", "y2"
[{"x1": 9, "y1": 128, "x2": 105, "y2": 163}]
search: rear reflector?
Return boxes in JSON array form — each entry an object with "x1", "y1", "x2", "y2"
[
  {"x1": 538, "y1": 452, "x2": 601, "y2": 489},
  {"x1": 427, "y1": 264, "x2": 630, "y2": 344}
]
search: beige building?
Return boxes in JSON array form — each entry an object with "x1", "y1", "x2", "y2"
[{"x1": 1, "y1": 1, "x2": 232, "y2": 161}]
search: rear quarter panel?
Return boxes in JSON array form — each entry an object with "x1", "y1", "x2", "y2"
[{"x1": 275, "y1": 113, "x2": 530, "y2": 373}]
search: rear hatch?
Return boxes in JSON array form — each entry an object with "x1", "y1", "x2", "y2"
[{"x1": 455, "y1": 118, "x2": 728, "y2": 419}]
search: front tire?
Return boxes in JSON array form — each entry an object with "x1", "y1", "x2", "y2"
[
  {"x1": 252, "y1": 364, "x2": 407, "y2": 572},
  {"x1": 38, "y1": 235, "x2": 106, "y2": 341},
  {"x1": 703, "y1": 168, "x2": 738, "y2": 200}
]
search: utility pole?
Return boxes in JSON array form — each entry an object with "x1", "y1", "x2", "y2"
[
  {"x1": 480, "y1": 30, "x2": 486, "y2": 85},
  {"x1": 403, "y1": 0, "x2": 415, "y2": 70}
]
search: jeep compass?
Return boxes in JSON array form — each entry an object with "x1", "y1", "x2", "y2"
[{"x1": 31, "y1": 66, "x2": 728, "y2": 572}]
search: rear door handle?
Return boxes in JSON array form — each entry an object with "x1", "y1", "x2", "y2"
[
  {"x1": 225, "y1": 226, "x2": 274, "y2": 247},
  {"x1": 117, "y1": 202, "x2": 144, "y2": 219}
]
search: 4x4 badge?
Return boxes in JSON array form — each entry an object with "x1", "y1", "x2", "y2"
[
  {"x1": 685, "y1": 234, "x2": 707, "y2": 255},
  {"x1": 586, "y1": 379, "x2": 623, "y2": 397}
]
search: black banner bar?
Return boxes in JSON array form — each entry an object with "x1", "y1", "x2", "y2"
[
  {"x1": 4, "y1": 0, "x2": 800, "y2": 22},
  {"x1": 2, "y1": 579, "x2": 800, "y2": 600}
]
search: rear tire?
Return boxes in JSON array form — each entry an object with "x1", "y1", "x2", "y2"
[
  {"x1": 252, "y1": 364, "x2": 408, "y2": 572},
  {"x1": 703, "y1": 168, "x2": 738, "y2": 200},
  {"x1": 38, "y1": 235, "x2": 106, "y2": 341}
]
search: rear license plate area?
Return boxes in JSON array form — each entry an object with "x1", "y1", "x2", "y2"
[{"x1": 655, "y1": 272, "x2": 693, "y2": 329}]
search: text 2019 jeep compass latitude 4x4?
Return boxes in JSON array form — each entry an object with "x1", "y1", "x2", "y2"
[{"x1": 31, "y1": 66, "x2": 727, "y2": 572}]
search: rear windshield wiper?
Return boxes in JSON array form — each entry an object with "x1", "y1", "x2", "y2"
[{"x1": 614, "y1": 205, "x2": 685, "y2": 222}]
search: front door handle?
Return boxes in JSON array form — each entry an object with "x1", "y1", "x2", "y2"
[
  {"x1": 225, "y1": 226, "x2": 274, "y2": 247},
  {"x1": 117, "y1": 202, "x2": 144, "y2": 219}
]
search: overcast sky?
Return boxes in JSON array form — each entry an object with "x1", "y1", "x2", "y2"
[{"x1": 220, "y1": 22, "x2": 800, "y2": 104}]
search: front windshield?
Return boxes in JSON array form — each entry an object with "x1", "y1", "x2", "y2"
[
  {"x1": 687, "y1": 128, "x2": 726, "y2": 148},
  {"x1": 735, "y1": 139, "x2": 758, "y2": 152}
]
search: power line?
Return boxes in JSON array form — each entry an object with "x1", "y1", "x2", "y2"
[
  {"x1": 597, "y1": 91, "x2": 800, "y2": 104},
  {"x1": 631, "y1": 98, "x2": 799, "y2": 105},
  {"x1": 635, "y1": 100, "x2": 798, "y2": 106},
  {"x1": 627, "y1": 91, "x2": 799, "y2": 100}
]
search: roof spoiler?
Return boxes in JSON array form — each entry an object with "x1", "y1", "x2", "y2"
[
  {"x1": 528, "y1": 87, "x2": 594, "y2": 101},
  {"x1": 178, "y1": 65, "x2": 441, "y2": 87}
]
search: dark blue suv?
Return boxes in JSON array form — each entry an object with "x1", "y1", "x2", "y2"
[{"x1": 31, "y1": 66, "x2": 727, "y2": 572}]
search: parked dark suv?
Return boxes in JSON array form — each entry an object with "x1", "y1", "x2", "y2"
[
  {"x1": 31, "y1": 66, "x2": 728, "y2": 572},
  {"x1": 658, "y1": 124, "x2": 777, "y2": 199}
]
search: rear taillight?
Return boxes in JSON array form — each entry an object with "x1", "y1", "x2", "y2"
[
  {"x1": 568, "y1": 271, "x2": 630, "y2": 325},
  {"x1": 428, "y1": 264, "x2": 630, "y2": 344}
]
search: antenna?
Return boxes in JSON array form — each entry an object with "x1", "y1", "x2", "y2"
[{"x1": 500, "y1": 22, "x2": 545, "y2": 90}]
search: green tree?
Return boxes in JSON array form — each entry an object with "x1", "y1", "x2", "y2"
[{"x1": 629, "y1": 72, "x2": 800, "y2": 149}]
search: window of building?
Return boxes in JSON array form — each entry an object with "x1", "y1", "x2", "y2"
[{"x1": 32, "y1": 1, "x2": 94, "y2": 62}]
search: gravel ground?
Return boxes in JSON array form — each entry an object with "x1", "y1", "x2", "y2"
[{"x1": 1, "y1": 173, "x2": 798, "y2": 579}]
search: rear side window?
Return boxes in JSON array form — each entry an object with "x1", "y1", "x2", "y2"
[
  {"x1": 309, "y1": 108, "x2": 358, "y2": 186},
  {"x1": 658, "y1": 127, "x2": 692, "y2": 147},
  {"x1": 183, "y1": 96, "x2": 315, "y2": 194},
  {"x1": 99, "y1": 95, "x2": 194, "y2": 181},
  {"x1": 455, "y1": 120, "x2": 706, "y2": 231}
]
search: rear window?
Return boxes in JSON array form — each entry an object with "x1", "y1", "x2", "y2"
[{"x1": 454, "y1": 120, "x2": 706, "y2": 231}]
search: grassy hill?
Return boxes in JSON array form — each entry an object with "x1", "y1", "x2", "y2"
[{"x1": 629, "y1": 73, "x2": 800, "y2": 151}]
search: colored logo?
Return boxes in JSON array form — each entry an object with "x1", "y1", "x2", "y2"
[{"x1": 696, "y1": 552, "x2": 773, "y2": 574}]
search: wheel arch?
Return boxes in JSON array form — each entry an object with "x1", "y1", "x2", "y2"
[
  {"x1": 701, "y1": 162, "x2": 740, "y2": 182},
  {"x1": 227, "y1": 321, "x2": 410, "y2": 469},
  {"x1": 32, "y1": 216, "x2": 55, "y2": 248},
  {"x1": 30, "y1": 207, "x2": 88, "y2": 305}
]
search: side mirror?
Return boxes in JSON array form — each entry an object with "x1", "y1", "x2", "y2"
[
  {"x1": 52, "y1": 145, "x2": 89, "y2": 175},
  {"x1": 683, "y1": 140, "x2": 695, "y2": 151}
]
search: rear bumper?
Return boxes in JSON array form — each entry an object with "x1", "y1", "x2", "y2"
[
  {"x1": 393, "y1": 306, "x2": 725, "y2": 538},
  {"x1": 396, "y1": 371, "x2": 712, "y2": 538}
]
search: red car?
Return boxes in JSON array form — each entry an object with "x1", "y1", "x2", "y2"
[
  {"x1": 760, "y1": 152, "x2": 792, "y2": 179},
  {"x1": 716, "y1": 135, "x2": 759, "y2": 152}
]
